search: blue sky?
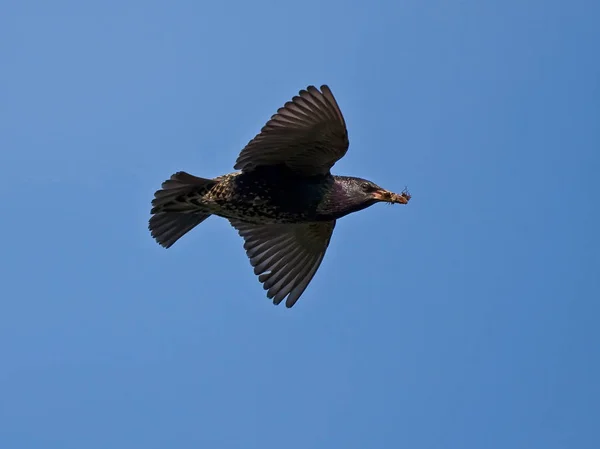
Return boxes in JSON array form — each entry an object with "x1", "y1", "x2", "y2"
[{"x1": 1, "y1": 1, "x2": 599, "y2": 448}]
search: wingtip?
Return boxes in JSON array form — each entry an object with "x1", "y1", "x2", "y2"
[
  {"x1": 270, "y1": 296, "x2": 296, "y2": 308},
  {"x1": 306, "y1": 84, "x2": 331, "y2": 95}
]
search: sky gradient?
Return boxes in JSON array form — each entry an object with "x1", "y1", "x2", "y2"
[{"x1": 1, "y1": 1, "x2": 599, "y2": 448}]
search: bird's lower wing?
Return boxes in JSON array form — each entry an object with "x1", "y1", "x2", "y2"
[{"x1": 229, "y1": 220, "x2": 336, "y2": 307}]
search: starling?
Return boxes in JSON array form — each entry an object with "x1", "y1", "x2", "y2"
[{"x1": 149, "y1": 85, "x2": 411, "y2": 307}]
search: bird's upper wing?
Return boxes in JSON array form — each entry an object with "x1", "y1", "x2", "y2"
[
  {"x1": 229, "y1": 219, "x2": 336, "y2": 307},
  {"x1": 234, "y1": 85, "x2": 349, "y2": 176}
]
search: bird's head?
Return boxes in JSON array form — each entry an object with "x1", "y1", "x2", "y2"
[{"x1": 328, "y1": 176, "x2": 411, "y2": 218}]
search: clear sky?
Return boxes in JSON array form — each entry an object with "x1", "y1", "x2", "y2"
[{"x1": 1, "y1": 1, "x2": 598, "y2": 448}]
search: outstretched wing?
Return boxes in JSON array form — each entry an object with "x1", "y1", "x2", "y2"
[
  {"x1": 234, "y1": 85, "x2": 349, "y2": 176},
  {"x1": 229, "y1": 220, "x2": 336, "y2": 308}
]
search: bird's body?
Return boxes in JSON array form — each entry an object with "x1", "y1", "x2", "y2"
[
  {"x1": 156, "y1": 167, "x2": 390, "y2": 224},
  {"x1": 149, "y1": 85, "x2": 411, "y2": 307},
  {"x1": 200, "y1": 168, "x2": 335, "y2": 224}
]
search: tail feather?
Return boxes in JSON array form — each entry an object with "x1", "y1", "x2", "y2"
[
  {"x1": 149, "y1": 212, "x2": 210, "y2": 248},
  {"x1": 149, "y1": 171, "x2": 215, "y2": 248}
]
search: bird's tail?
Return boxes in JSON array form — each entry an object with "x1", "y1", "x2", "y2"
[{"x1": 149, "y1": 171, "x2": 216, "y2": 248}]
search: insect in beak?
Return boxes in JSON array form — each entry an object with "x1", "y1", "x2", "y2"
[{"x1": 372, "y1": 188, "x2": 411, "y2": 204}]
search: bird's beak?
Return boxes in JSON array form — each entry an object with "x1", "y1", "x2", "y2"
[{"x1": 372, "y1": 188, "x2": 411, "y2": 204}]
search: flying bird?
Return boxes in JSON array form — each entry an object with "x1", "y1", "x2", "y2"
[{"x1": 149, "y1": 85, "x2": 411, "y2": 308}]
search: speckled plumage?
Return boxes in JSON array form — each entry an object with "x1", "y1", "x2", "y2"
[{"x1": 149, "y1": 85, "x2": 411, "y2": 308}]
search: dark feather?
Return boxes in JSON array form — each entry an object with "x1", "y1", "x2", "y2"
[
  {"x1": 229, "y1": 220, "x2": 336, "y2": 307},
  {"x1": 234, "y1": 85, "x2": 349, "y2": 176}
]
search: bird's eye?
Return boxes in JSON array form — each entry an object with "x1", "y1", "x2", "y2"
[{"x1": 361, "y1": 182, "x2": 373, "y2": 191}]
